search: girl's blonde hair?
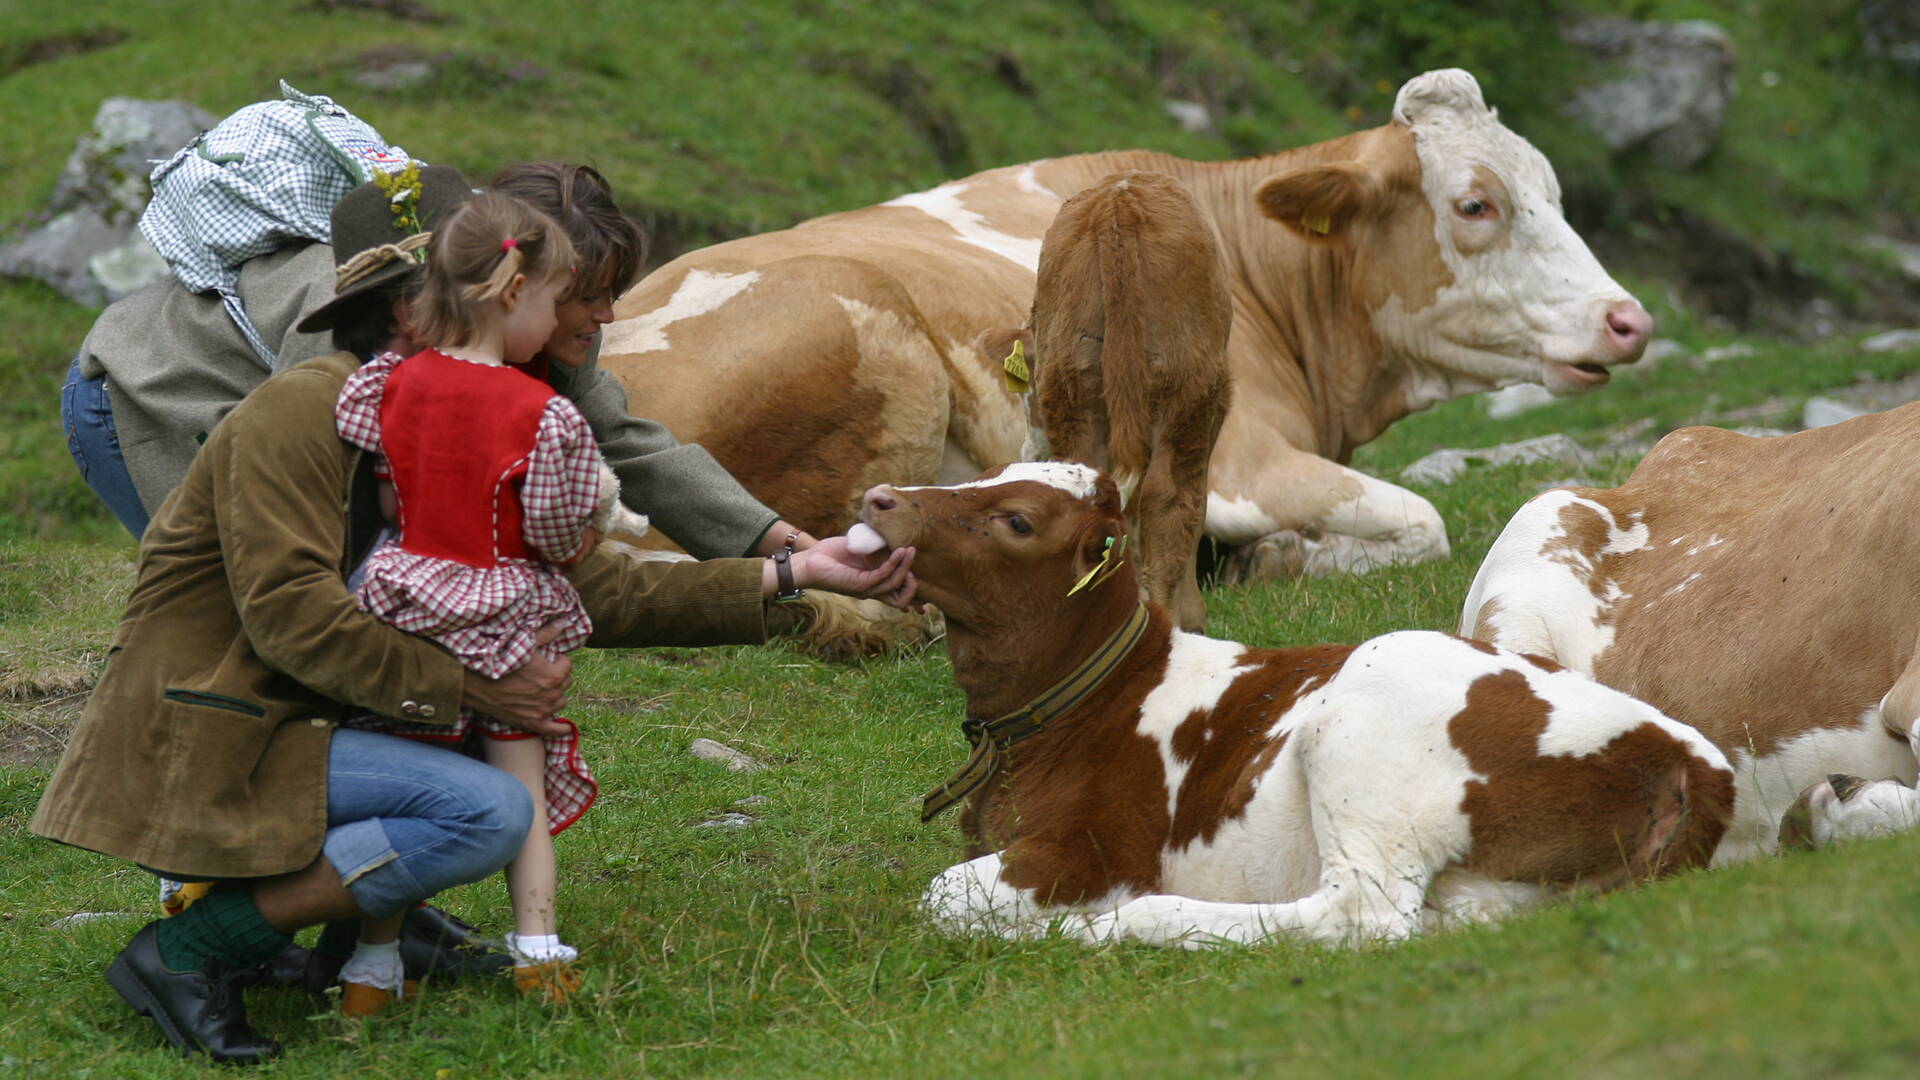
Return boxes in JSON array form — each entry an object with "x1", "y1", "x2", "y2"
[{"x1": 409, "y1": 191, "x2": 576, "y2": 348}]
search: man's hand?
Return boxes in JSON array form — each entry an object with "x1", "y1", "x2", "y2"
[
  {"x1": 459, "y1": 622, "x2": 571, "y2": 736},
  {"x1": 788, "y1": 537, "x2": 917, "y2": 609}
]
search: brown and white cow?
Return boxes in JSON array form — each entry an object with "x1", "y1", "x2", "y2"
[
  {"x1": 862, "y1": 463, "x2": 1731, "y2": 947},
  {"x1": 600, "y1": 69, "x2": 1651, "y2": 587},
  {"x1": 980, "y1": 170, "x2": 1231, "y2": 631},
  {"x1": 1460, "y1": 406, "x2": 1920, "y2": 860}
]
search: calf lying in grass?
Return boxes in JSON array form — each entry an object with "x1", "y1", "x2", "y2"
[{"x1": 860, "y1": 463, "x2": 1734, "y2": 948}]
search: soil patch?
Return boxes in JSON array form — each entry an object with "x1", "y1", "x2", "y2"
[{"x1": 0, "y1": 26, "x2": 128, "y2": 80}]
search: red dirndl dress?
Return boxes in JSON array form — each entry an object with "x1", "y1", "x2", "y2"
[{"x1": 335, "y1": 349, "x2": 601, "y2": 833}]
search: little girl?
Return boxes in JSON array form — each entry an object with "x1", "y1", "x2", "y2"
[{"x1": 331, "y1": 191, "x2": 636, "y2": 1012}]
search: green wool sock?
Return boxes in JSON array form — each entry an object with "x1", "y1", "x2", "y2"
[{"x1": 154, "y1": 883, "x2": 294, "y2": 973}]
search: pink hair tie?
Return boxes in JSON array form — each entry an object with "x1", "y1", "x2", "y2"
[{"x1": 500, "y1": 238, "x2": 518, "y2": 251}]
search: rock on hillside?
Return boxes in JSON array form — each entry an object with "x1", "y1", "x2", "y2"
[
  {"x1": 0, "y1": 98, "x2": 212, "y2": 306},
  {"x1": 1563, "y1": 17, "x2": 1737, "y2": 169}
]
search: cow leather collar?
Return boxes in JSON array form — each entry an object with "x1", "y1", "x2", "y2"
[{"x1": 922, "y1": 603, "x2": 1151, "y2": 822}]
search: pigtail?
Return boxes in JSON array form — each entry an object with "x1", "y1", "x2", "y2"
[{"x1": 462, "y1": 237, "x2": 529, "y2": 306}]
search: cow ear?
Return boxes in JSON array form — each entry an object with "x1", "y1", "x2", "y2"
[{"x1": 1254, "y1": 164, "x2": 1383, "y2": 244}]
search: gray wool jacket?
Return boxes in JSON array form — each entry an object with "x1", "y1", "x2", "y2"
[{"x1": 76, "y1": 242, "x2": 780, "y2": 559}]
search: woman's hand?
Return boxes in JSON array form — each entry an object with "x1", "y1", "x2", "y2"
[{"x1": 775, "y1": 537, "x2": 917, "y2": 609}]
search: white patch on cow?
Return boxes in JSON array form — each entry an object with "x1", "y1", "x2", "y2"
[
  {"x1": 1684, "y1": 535, "x2": 1727, "y2": 556},
  {"x1": 1297, "y1": 472, "x2": 1450, "y2": 575},
  {"x1": 1386, "y1": 69, "x2": 1639, "y2": 393},
  {"x1": 1204, "y1": 493, "x2": 1280, "y2": 545},
  {"x1": 1137, "y1": 632, "x2": 1258, "y2": 822},
  {"x1": 1015, "y1": 163, "x2": 1060, "y2": 200},
  {"x1": 1459, "y1": 489, "x2": 1639, "y2": 672},
  {"x1": 898, "y1": 461, "x2": 1101, "y2": 501},
  {"x1": 601, "y1": 269, "x2": 761, "y2": 355},
  {"x1": 1712, "y1": 706, "x2": 1917, "y2": 864},
  {"x1": 883, "y1": 182, "x2": 1043, "y2": 270},
  {"x1": 1528, "y1": 666, "x2": 1728, "y2": 772}
]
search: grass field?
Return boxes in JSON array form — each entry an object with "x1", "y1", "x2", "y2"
[{"x1": 8, "y1": 1, "x2": 1920, "y2": 1076}]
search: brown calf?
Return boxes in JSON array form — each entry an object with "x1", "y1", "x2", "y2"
[
  {"x1": 978, "y1": 171, "x2": 1231, "y2": 631},
  {"x1": 863, "y1": 463, "x2": 1733, "y2": 947}
]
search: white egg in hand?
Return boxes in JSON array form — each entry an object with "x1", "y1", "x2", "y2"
[{"x1": 845, "y1": 523, "x2": 887, "y2": 555}]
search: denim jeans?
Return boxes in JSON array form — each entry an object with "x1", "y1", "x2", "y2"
[
  {"x1": 61, "y1": 356, "x2": 149, "y2": 538},
  {"x1": 323, "y1": 728, "x2": 535, "y2": 920}
]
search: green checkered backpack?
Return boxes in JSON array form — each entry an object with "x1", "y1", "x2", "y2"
[{"x1": 139, "y1": 81, "x2": 416, "y2": 367}]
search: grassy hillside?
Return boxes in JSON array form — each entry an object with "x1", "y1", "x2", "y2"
[{"x1": 7, "y1": 1, "x2": 1920, "y2": 1075}]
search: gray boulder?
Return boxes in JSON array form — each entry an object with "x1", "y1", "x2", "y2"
[
  {"x1": 1862, "y1": 1, "x2": 1920, "y2": 75},
  {"x1": 0, "y1": 98, "x2": 213, "y2": 307},
  {"x1": 1563, "y1": 18, "x2": 1736, "y2": 169},
  {"x1": 1401, "y1": 434, "x2": 1597, "y2": 487}
]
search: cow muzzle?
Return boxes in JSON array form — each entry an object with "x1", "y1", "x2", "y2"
[{"x1": 860, "y1": 484, "x2": 922, "y2": 548}]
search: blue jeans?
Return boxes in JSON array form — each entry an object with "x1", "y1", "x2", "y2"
[
  {"x1": 323, "y1": 728, "x2": 535, "y2": 920},
  {"x1": 61, "y1": 356, "x2": 149, "y2": 538}
]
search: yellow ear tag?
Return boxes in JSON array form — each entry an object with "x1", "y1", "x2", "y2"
[
  {"x1": 1304, "y1": 212, "x2": 1332, "y2": 235},
  {"x1": 1002, "y1": 339, "x2": 1031, "y2": 394},
  {"x1": 1066, "y1": 534, "x2": 1128, "y2": 596}
]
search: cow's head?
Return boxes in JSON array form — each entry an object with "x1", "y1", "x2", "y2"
[
  {"x1": 859, "y1": 462, "x2": 1134, "y2": 633},
  {"x1": 1256, "y1": 68, "x2": 1651, "y2": 400}
]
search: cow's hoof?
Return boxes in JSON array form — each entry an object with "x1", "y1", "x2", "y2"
[
  {"x1": 1777, "y1": 781, "x2": 1830, "y2": 851},
  {"x1": 1216, "y1": 530, "x2": 1307, "y2": 586}
]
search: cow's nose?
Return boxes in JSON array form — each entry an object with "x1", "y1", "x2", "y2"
[
  {"x1": 1603, "y1": 301, "x2": 1653, "y2": 361},
  {"x1": 861, "y1": 485, "x2": 899, "y2": 516}
]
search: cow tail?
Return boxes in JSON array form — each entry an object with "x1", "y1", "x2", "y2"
[{"x1": 1097, "y1": 202, "x2": 1153, "y2": 506}]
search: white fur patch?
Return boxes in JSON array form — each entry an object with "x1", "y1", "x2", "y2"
[
  {"x1": 898, "y1": 461, "x2": 1101, "y2": 500},
  {"x1": 601, "y1": 269, "x2": 761, "y2": 355},
  {"x1": 1459, "y1": 489, "x2": 1638, "y2": 671},
  {"x1": 1136, "y1": 631, "x2": 1258, "y2": 820},
  {"x1": 1204, "y1": 493, "x2": 1280, "y2": 545},
  {"x1": 883, "y1": 182, "x2": 1043, "y2": 270},
  {"x1": 1015, "y1": 163, "x2": 1060, "y2": 200}
]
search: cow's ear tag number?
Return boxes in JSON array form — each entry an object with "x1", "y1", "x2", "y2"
[
  {"x1": 1003, "y1": 339, "x2": 1031, "y2": 393},
  {"x1": 1067, "y1": 534, "x2": 1129, "y2": 596}
]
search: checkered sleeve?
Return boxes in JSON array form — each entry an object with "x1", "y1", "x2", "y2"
[
  {"x1": 334, "y1": 351, "x2": 406, "y2": 454},
  {"x1": 522, "y1": 397, "x2": 602, "y2": 564}
]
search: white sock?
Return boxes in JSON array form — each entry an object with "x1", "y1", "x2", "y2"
[
  {"x1": 506, "y1": 931, "x2": 578, "y2": 964},
  {"x1": 338, "y1": 939, "x2": 406, "y2": 992}
]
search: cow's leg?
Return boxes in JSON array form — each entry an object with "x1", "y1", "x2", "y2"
[
  {"x1": 1208, "y1": 446, "x2": 1449, "y2": 583},
  {"x1": 1136, "y1": 416, "x2": 1217, "y2": 631},
  {"x1": 921, "y1": 852, "x2": 1055, "y2": 939},
  {"x1": 1077, "y1": 858, "x2": 1434, "y2": 949},
  {"x1": 1780, "y1": 648, "x2": 1920, "y2": 849}
]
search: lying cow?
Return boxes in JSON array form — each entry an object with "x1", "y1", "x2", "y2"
[
  {"x1": 1459, "y1": 408, "x2": 1920, "y2": 859},
  {"x1": 599, "y1": 69, "x2": 1651, "y2": 605},
  {"x1": 860, "y1": 463, "x2": 1732, "y2": 947},
  {"x1": 978, "y1": 170, "x2": 1231, "y2": 632}
]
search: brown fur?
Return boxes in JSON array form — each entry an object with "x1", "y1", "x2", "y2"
[
  {"x1": 1519, "y1": 411, "x2": 1920, "y2": 760},
  {"x1": 1450, "y1": 670, "x2": 1731, "y2": 888}
]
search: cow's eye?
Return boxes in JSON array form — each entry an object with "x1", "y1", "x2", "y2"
[
  {"x1": 1455, "y1": 197, "x2": 1493, "y2": 220},
  {"x1": 1005, "y1": 514, "x2": 1033, "y2": 536}
]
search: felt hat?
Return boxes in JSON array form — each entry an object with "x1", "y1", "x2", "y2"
[{"x1": 296, "y1": 163, "x2": 474, "y2": 333}]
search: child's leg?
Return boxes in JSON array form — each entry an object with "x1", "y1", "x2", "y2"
[
  {"x1": 484, "y1": 736, "x2": 561, "y2": 941},
  {"x1": 337, "y1": 911, "x2": 408, "y2": 1015},
  {"x1": 484, "y1": 736, "x2": 582, "y2": 1001}
]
